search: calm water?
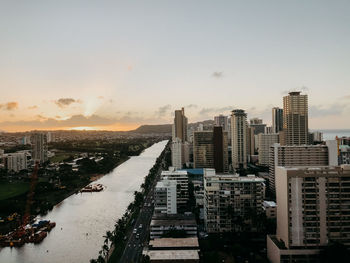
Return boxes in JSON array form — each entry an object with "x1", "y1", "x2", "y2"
[
  {"x1": 316, "y1": 129, "x2": 350, "y2": 140},
  {"x1": 0, "y1": 140, "x2": 168, "y2": 263}
]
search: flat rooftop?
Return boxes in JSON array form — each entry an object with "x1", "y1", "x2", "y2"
[
  {"x1": 151, "y1": 219, "x2": 197, "y2": 226},
  {"x1": 147, "y1": 250, "x2": 199, "y2": 260},
  {"x1": 150, "y1": 237, "x2": 199, "y2": 248}
]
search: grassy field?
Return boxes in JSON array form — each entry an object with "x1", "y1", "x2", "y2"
[
  {"x1": 0, "y1": 182, "x2": 29, "y2": 201},
  {"x1": 49, "y1": 153, "x2": 71, "y2": 163}
]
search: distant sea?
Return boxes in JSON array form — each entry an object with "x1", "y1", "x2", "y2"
[{"x1": 312, "y1": 129, "x2": 350, "y2": 140}]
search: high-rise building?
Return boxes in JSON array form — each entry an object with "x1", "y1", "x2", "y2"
[
  {"x1": 283, "y1": 91, "x2": 308, "y2": 145},
  {"x1": 171, "y1": 138, "x2": 190, "y2": 170},
  {"x1": 154, "y1": 179, "x2": 177, "y2": 215},
  {"x1": 193, "y1": 127, "x2": 228, "y2": 173},
  {"x1": 231, "y1": 109, "x2": 248, "y2": 169},
  {"x1": 258, "y1": 133, "x2": 279, "y2": 166},
  {"x1": 247, "y1": 127, "x2": 256, "y2": 156},
  {"x1": 203, "y1": 169, "x2": 265, "y2": 233},
  {"x1": 311, "y1": 131, "x2": 323, "y2": 142},
  {"x1": 31, "y1": 133, "x2": 48, "y2": 163},
  {"x1": 161, "y1": 168, "x2": 189, "y2": 211},
  {"x1": 249, "y1": 118, "x2": 266, "y2": 135},
  {"x1": 339, "y1": 145, "x2": 350, "y2": 165},
  {"x1": 173, "y1": 107, "x2": 188, "y2": 142},
  {"x1": 268, "y1": 141, "x2": 338, "y2": 194},
  {"x1": 214, "y1": 115, "x2": 228, "y2": 132},
  {"x1": 267, "y1": 165, "x2": 350, "y2": 263},
  {"x1": 272, "y1": 107, "x2": 283, "y2": 134},
  {"x1": 171, "y1": 108, "x2": 189, "y2": 169},
  {"x1": 5, "y1": 152, "x2": 28, "y2": 172},
  {"x1": 171, "y1": 138, "x2": 182, "y2": 170}
]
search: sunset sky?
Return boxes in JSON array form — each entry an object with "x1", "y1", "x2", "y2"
[{"x1": 1, "y1": 0, "x2": 349, "y2": 132}]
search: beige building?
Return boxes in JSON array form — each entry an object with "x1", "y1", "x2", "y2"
[
  {"x1": 146, "y1": 237, "x2": 200, "y2": 262},
  {"x1": 203, "y1": 169, "x2": 265, "y2": 233},
  {"x1": 283, "y1": 91, "x2": 308, "y2": 145},
  {"x1": 268, "y1": 141, "x2": 338, "y2": 195},
  {"x1": 231, "y1": 109, "x2": 248, "y2": 169},
  {"x1": 173, "y1": 107, "x2": 188, "y2": 142},
  {"x1": 267, "y1": 165, "x2": 350, "y2": 263},
  {"x1": 258, "y1": 133, "x2": 279, "y2": 166}
]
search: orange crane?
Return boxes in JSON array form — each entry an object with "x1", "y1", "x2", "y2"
[{"x1": 14, "y1": 162, "x2": 39, "y2": 239}]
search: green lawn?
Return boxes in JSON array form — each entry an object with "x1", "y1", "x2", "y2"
[
  {"x1": 0, "y1": 182, "x2": 30, "y2": 201},
  {"x1": 49, "y1": 153, "x2": 71, "y2": 163}
]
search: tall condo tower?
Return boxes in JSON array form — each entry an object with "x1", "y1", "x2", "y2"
[
  {"x1": 173, "y1": 107, "x2": 188, "y2": 142},
  {"x1": 272, "y1": 107, "x2": 283, "y2": 134},
  {"x1": 283, "y1": 91, "x2": 308, "y2": 145},
  {"x1": 231, "y1": 109, "x2": 247, "y2": 169}
]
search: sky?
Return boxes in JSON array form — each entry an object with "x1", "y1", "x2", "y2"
[{"x1": 0, "y1": 0, "x2": 349, "y2": 132}]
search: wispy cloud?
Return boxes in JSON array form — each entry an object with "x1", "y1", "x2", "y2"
[
  {"x1": 186, "y1": 104, "x2": 198, "y2": 109},
  {"x1": 55, "y1": 98, "x2": 81, "y2": 108},
  {"x1": 198, "y1": 106, "x2": 233, "y2": 117},
  {"x1": 212, "y1": 71, "x2": 223, "y2": 78},
  {"x1": 310, "y1": 103, "x2": 348, "y2": 117},
  {"x1": 281, "y1": 86, "x2": 309, "y2": 95},
  {"x1": 156, "y1": 104, "x2": 171, "y2": 117}
]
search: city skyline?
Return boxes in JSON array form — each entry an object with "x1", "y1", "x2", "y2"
[{"x1": 1, "y1": 1, "x2": 350, "y2": 132}]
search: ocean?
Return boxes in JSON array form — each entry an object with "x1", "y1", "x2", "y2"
[{"x1": 314, "y1": 129, "x2": 350, "y2": 140}]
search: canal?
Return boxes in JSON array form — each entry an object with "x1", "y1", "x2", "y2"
[{"x1": 0, "y1": 140, "x2": 168, "y2": 263}]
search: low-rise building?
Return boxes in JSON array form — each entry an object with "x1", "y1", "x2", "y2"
[
  {"x1": 150, "y1": 214, "x2": 197, "y2": 239},
  {"x1": 145, "y1": 237, "x2": 200, "y2": 263}
]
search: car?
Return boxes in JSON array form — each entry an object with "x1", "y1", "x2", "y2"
[
  {"x1": 133, "y1": 228, "x2": 137, "y2": 234},
  {"x1": 138, "y1": 224, "x2": 143, "y2": 228},
  {"x1": 136, "y1": 234, "x2": 140, "y2": 239}
]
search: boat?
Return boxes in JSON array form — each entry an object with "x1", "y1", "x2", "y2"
[{"x1": 81, "y1": 183, "x2": 104, "y2": 192}]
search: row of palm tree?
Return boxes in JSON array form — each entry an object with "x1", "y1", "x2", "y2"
[{"x1": 90, "y1": 141, "x2": 171, "y2": 263}]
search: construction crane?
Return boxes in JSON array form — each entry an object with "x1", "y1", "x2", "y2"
[{"x1": 13, "y1": 162, "x2": 39, "y2": 239}]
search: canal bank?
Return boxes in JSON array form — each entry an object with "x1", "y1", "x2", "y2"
[{"x1": 0, "y1": 140, "x2": 168, "y2": 263}]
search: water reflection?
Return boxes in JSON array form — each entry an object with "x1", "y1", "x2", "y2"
[{"x1": 0, "y1": 140, "x2": 168, "y2": 263}]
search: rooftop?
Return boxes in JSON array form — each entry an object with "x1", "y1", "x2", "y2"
[
  {"x1": 147, "y1": 250, "x2": 200, "y2": 260},
  {"x1": 149, "y1": 237, "x2": 199, "y2": 248}
]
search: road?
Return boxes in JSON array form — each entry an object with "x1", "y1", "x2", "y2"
[{"x1": 118, "y1": 163, "x2": 164, "y2": 263}]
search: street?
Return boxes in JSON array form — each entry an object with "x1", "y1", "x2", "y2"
[{"x1": 118, "y1": 165, "x2": 163, "y2": 263}]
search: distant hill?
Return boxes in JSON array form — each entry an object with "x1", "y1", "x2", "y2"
[
  {"x1": 131, "y1": 124, "x2": 172, "y2": 134},
  {"x1": 131, "y1": 119, "x2": 215, "y2": 134}
]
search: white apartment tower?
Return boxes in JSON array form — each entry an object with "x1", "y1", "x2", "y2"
[{"x1": 154, "y1": 179, "x2": 177, "y2": 215}]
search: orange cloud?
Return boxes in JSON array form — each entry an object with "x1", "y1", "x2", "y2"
[{"x1": 0, "y1": 101, "x2": 19, "y2": 111}]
